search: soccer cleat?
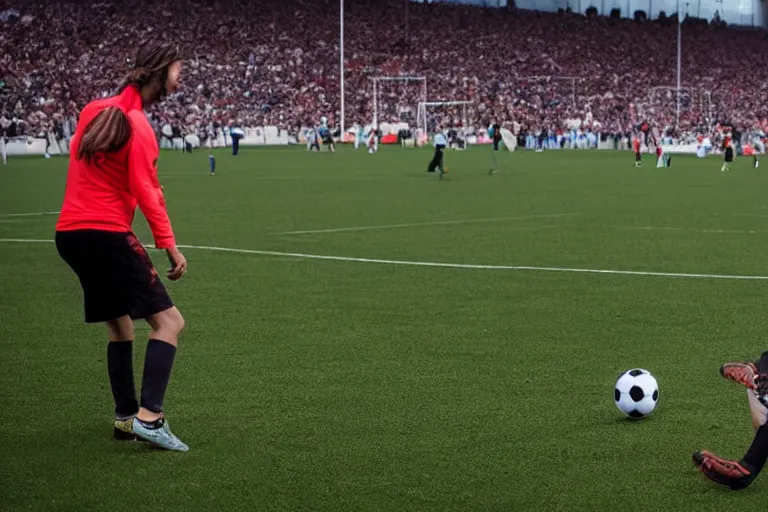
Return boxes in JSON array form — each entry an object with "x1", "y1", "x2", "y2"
[
  {"x1": 114, "y1": 416, "x2": 139, "y2": 441},
  {"x1": 692, "y1": 451, "x2": 755, "y2": 490},
  {"x1": 721, "y1": 362, "x2": 758, "y2": 390},
  {"x1": 132, "y1": 417, "x2": 189, "y2": 452},
  {"x1": 721, "y1": 358, "x2": 768, "y2": 407}
]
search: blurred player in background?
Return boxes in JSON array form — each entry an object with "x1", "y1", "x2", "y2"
[
  {"x1": 319, "y1": 123, "x2": 335, "y2": 152},
  {"x1": 754, "y1": 134, "x2": 765, "y2": 168},
  {"x1": 490, "y1": 121, "x2": 502, "y2": 151},
  {"x1": 306, "y1": 125, "x2": 319, "y2": 151},
  {"x1": 427, "y1": 126, "x2": 447, "y2": 179},
  {"x1": 721, "y1": 134, "x2": 734, "y2": 172},
  {"x1": 0, "y1": 124, "x2": 6, "y2": 165},
  {"x1": 694, "y1": 355, "x2": 768, "y2": 490},
  {"x1": 633, "y1": 137, "x2": 642, "y2": 167},
  {"x1": 488, "y1": 121, "x2": 501, "y2": 173},
  {"x1": 209, "y1": 147, "x2": 216, "y2": 176},
  {"x1": 367, "y1": 126, "x2": 378, "y2": 154},
  {"x1": 230, "y1": 122, "x2": 244, "y2": 156},
  {"x1": 353, "y1": 122, "x2": 364, "y2": 150}
]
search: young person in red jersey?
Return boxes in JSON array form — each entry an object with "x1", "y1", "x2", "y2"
[
  {"x1": 55, "y1": 42, "x2": 189, "y2": 452},
  {"x1": 694, "y1": 355, "x2": 768, "y2": 490}
]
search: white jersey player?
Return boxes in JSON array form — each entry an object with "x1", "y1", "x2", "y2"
[
  {"x1": 353, "y1": 123, "x2": 363, "y2": 150},
  {"x1": 367, "y1": 127, "x2": 378, "y2": 154},
  {"x1": 754, "y1": 134, "x2": 765, "y2": 168},
  {"x1": 0, "y1": 133, "x2": 6, "y2": 165},
  {"x1": 306, "y1": 127, "x2": 316, "y2": 151},
  {"x1": 755, "y1": 134, "x2": 766, "y2": 154}
]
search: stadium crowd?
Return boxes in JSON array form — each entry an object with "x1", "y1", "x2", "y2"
[{"x1": 2, "y1": 0, "x2": 768, "y2": 142}]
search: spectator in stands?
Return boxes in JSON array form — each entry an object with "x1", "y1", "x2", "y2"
[{"x1": 2, "y1": 0, "x2": 767, "y2": 143}]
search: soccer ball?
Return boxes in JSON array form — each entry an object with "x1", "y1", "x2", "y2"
[{"x1": 614, "y1": 368, "x2": 659, "y2": 419}]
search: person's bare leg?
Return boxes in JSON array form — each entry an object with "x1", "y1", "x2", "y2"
[
  {"x1": 106, "y1": 315, "x2": 134, "y2": 343},
  {"x1": 747, "y1": 389, "x2": 768, "y2": 432}
]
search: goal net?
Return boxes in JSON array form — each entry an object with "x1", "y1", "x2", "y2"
[
  {"x1": 640, "y1": 86, "x2": 698, "y2": 130},
  {"x1": 371, "y1": 76, "x2": 426, "y2": 135},
  {"x1": 416, "y1": 101, "x2": 471, "y2": 146}
]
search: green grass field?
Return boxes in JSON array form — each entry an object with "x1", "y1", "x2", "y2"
[{"x1": 2, "y1": 146, "x2": 768, "y2": 511}]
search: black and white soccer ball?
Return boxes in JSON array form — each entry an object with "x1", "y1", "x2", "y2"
[{"x1": 614, "y1": 368, "x2": 659, "y2": 419}]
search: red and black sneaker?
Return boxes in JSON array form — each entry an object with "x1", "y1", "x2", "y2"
[
  {"x1": 722, "y1": 356, "x2": 768, "y2": 407},
  {"x1": 692, "y1": 451, "x2": 755, "y2": 490},
  {"x1": 720, "y1": 362, "x2": 758, "y2": 390}
]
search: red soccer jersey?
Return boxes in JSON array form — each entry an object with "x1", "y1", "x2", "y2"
[
  {"x1": 56, "y1": 86, "x2": 175, "y2": 249},
  {"x1": 633, "y1": 139, "x2": 640, "y2": 153}
]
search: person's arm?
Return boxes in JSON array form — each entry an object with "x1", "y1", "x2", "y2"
[
  {"x1": 127, "y1": 128, "x2": 176, "y2": 250},
  {"x1": 127, "y1": 125, "x2": 187, "y2": 279}
]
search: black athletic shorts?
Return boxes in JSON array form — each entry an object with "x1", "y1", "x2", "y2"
[
  {"x1": 55, "y1": 230, "x2": 173, "y2": 323},
  {"x1": 725, "y1": 147, "x2": 734, "y2": 162}
]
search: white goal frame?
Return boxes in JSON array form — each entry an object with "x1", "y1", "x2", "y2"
[
  {"x1": 417, "y1": 101, "x2": 471, "y2": 136},
  {"x1": 371, "y1": 76, "x2": 427, "y2": 128}
]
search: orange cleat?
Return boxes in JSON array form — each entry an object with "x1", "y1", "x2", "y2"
[
  {"x1": 721, "y1": 362, "x2": 758, "y2": 390},
  {"x1": 693, "y1": 451, "x2": 755, "y2": 490}
]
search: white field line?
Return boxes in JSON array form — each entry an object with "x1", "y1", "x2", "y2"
[
  {"x1": 158, "y1": 174, "x2": 303, "y2": 180},
  {"x1": 0, "y1": 219, "x2": 52, "y2": 224},
  {"x1": 2, "y1": 238, "x2": 768, "y2": 281},
  {"x1": 0, "y1": 211, "x2": 59, "y2": 217},
  {"x1": 273, "y1": 213, "x2": 579, "y2": 236},
  {"x1": 611, "y1": 225, "x2": 758, "y2": 235}
]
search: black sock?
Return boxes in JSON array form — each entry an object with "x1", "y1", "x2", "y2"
[
  {"x1": 107, "y1": 341, "x2": 138, "y2": 418},
  {"x1": 743, "y1": 425, "x2": 768, "y2": 474},
  {"x1": 140, "y1": 339, "x2": 177, "y2": 414}
]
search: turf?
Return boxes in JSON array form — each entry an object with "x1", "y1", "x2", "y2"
[{"x1": 1, "y1": 146, "x2": 768, "y2": 511}]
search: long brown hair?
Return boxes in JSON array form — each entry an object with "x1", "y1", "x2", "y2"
[{"x1": 76, "y1": 43, "x2": 181, "y2": 164}]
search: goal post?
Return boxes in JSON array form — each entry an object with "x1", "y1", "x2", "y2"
[
  {"x1": 417, "y1": 100, "x2": 471, "y2": 138},
  {"x1": 645, "y1": 85, "x2": 695, "y2": 127},
  {"x1": 370, "y1": 76, "x2": 427, "y2": 128}
]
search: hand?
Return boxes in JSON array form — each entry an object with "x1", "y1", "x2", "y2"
[{"x1": 166, "y1": 246, "x2": 187, "y2": 281}]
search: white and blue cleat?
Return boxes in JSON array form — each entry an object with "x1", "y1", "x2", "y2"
[{"x1": 132, "y1": 418, "x2": 189, "y2": 452}]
